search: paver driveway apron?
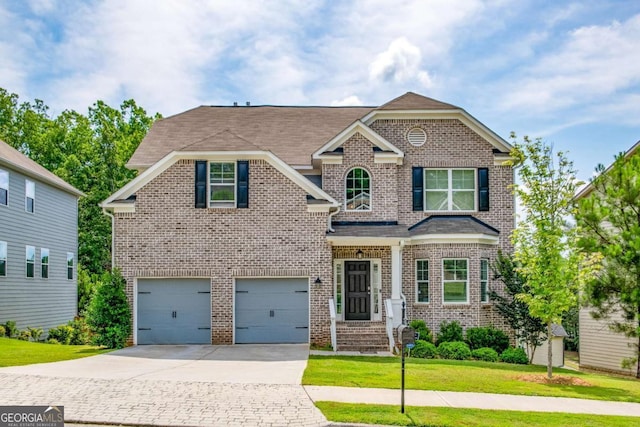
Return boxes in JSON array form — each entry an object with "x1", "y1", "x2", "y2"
[{"x1": 0, "y1": 344, "x2": 327, "y2": 427}]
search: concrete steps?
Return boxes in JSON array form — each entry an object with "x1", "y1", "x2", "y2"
[{"x1": 335, "y1": 321, "x2": 390, "y2": 352}]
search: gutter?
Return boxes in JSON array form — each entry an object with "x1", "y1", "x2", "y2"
[{"x1": 327, "y1": 205, "x2": 341, "y2": 233}]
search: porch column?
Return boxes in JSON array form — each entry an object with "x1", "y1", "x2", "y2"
[{"x1": 391, "y1": 245, "x2": 403, "y2": 327}]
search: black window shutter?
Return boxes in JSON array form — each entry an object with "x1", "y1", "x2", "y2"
[
  {"x1": 237, "y1": 160, "x2": 249, "y2": 208},
  {"x1": 195, "y1": 161, "x2": 207, "y2": 208},
  {"x1": 412, "y1": 167, "x2": 424, "y2": 211},
  {"x1": 478, "y1": 167, "x2": 489, "y2": 211}
]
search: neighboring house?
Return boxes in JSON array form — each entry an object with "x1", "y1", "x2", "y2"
[
  {"x1": 575, "y1": 140, "x2": 640, "y2": 376},
  {"x1": 0, "y1": 139, "x2": 83, "y2": 334},
  {"x1": 102, "y1": 92, "x2": 515, "y2": 350}
]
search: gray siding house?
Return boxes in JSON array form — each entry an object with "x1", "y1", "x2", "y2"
[{"x1": 0, "y1": 139, "x2": 83, "y2": 334}]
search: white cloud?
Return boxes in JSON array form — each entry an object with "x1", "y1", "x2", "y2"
[
  {"x1": 331, "y1": 95, "x2": 364, "y2": 107},
  {"x1": 369, "y1": 37, "x2": 432, "y2": 88}
]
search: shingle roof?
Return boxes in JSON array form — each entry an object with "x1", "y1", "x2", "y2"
[
  {"x1": 378, "y1": 92, "x2": 458, "y2": 110},
  {"x1": 127, "y1": 105, "x2": 374, "y2": 169},
  {"x1": 331, "y1": 224, "x2": 410, "y2": 238},
  {"x1": 408, "y1": 216, "x2": 499, "y2": 236},
  {"x1": 0, "y1": 139, "x2": 83, "y2": 197}
]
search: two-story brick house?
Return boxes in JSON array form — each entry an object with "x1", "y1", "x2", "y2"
[{"x1": 102, "y1": 92, "x2": 514, "y2": 349}]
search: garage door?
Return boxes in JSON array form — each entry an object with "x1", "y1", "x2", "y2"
[
  {"x1": 235, "y1": 278, "x2": 309, "y2": 344},
  {"x1": 137, "y1": 278, "x2": 211, "y2": 345}
]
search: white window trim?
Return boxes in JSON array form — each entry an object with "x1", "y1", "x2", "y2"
[
  {"x1": 25, "y1": 179, "x2": 35, "y2": 213},
  {"x1": 415, "y1": 259, "x2": 429, "y2": 304},
  {"x1": 0, "y1": 169, "x2": 8, "y2": 207},
  {"x1": 480, "y1": 258, "x2": 489, "y2": 303},
  {"x1": 333, "y1": 258, "x2": 382, "y2": 321},
  {"x1": 344, "y1": 167, "x2": 372, "y2": 212},
  {"x1": 442, "y1": 258, "x2": 469, "y2": 304},
  {"x1": 26, "y1": 245, "x2": 35, "y2": 279},
  {"x1": 208, "y1": 161, "x2": 237, "y2": 208},
  {"x1": 67, "y1": 252, "x2": 74, "y2": 281},
  {"x1": 424, "y1": 168, "x2": 477, "y2": 212},
  {"x1": 0, "y1": 241, "x2": 7, "y2": 277},
  {"x1": 41, "y1": 248, "x2": 49, "y2": 280}
]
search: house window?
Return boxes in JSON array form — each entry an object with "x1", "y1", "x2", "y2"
[
  {"x1": 416, "y1": 260, "x2": 429, "y2": 303},
  {"x1": 334, "y1": 261, "x2": 342, "y2": 315},
  {"x1": 0, "y1": 241, "x2": 6, "y2": 276},
  {"x1": 0, "y1": 169, "x2": 8, "y2": 206},
  {"x1": 67, "y1": 252, "x2": 74, "y2": 280},
  {"x1": 25, "y1": 179, "x2": 35, "y2": 213},
  {"x1": 345, "y1": 168, "x2": 371, "y2": 211},
  {"x1": 480, "y1": 259, "x2": 489, "y2": 303},
  {"x1": 41, "y1": 248, "x2": 49, "y2": 279},
  {"x1": 425, "y1": 169, "x2": 475, "y2": 211},
  {"x1": 443, "y1": 259, "x2": 468, "y2": 303},
  {"x1": 209, "y1": 162, "x2": 235, "y2": 207},
  {"x1": 26, "y1": 245, "x2": 35, "y2": 278}
]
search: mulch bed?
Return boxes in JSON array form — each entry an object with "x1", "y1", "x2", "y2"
[{"x1": 517, "y1": 374, "x2": 593, "y2": 386}]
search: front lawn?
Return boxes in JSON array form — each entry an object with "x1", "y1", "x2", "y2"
[
  {"x1": 317, "y1": 402, "x2": 640, "y2": 427},
  {"x1": 0, "y1": 337, "x2": 109, "y2": 367},
  {"x1": 303, "y1": 356, "x2": 640, "y2": 403}
]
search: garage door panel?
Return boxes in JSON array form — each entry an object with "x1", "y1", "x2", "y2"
[
  {"x1": 235, "y1": 278, "x2": 309, "y2": 344},
  {"x1": 137, "y1": 279, "x2": 211, "y2": 345}
]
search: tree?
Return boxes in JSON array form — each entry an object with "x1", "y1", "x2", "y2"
[
  {"x1": 86, "y1": 269, "x2": 131, "y2": 349},
  {"x1": 575, "y1": 149, "x2": 640, "y2": 377},
  {"x1": 489, "y1": 250, "x2": 546, "y2": 363},
  {"x1": 509, "y1": 135, "x2": 601, "y2": 378}
]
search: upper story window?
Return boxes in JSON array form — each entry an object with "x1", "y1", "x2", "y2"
[
  {"x1": 345, "y1": 168, "x2": 371, "y2": 211},
  {"x1": 26, "y1": 245, "x2": 35, "y2": 278},
  {"x1": 0, "y1": 241, "x2": 7, "y2": 277},
  {"x1": 0, "y1": 169, "x2": 8, "y2": 206},
  {"x1": 443, "y1": 259, "x2": 468, "y2": 303},
  {"x1": 209, "y1": 162, "x2": 235, "y2": 208},
  {"x1": 416, "y1": 259, "x2": 429, "y2": 303},
  {"x1": 41, "y1": 248, "x2": 49, "y2": 279},
  {"x1": 425, "y1": 169, "x2": 475, "y2": 211},
  {"x1": 25, "y1": 179, "x2": 35, "y2": 213},
  {"x1": 480, "y1": 259, "x2": 489, "y2": 303},
  {"x1": 67, "y1": 252, "x2": 74, "y2": 280}
]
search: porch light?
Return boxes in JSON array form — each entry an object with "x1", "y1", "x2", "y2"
[
  {"x1": 356, "y1": 249, "x2": 364, "y2": 259},
  {"x1": 314, "y1": 277, "x2": 322, "y2": 285}
]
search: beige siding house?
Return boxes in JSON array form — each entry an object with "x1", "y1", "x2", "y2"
[{"x1": 102, "y1": 92, "x2": 515, "y2": 350}]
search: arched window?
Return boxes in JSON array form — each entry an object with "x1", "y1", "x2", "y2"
[{"x1": 345, "y1": 168, "x2": 371, "y2": 211}]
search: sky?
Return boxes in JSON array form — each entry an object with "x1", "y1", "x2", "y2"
[{"x1": 1, "y1": 0, "x2": 639, "y2": 182}]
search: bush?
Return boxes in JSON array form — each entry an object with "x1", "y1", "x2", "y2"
[
  {"x1": 0, "y1": 325, "x2": 5, "y2": 337},
  {"x1": 437, "y1": 341, "x2": 471, "y2": 360},
  {"x1": 17, "y1": 330, "x2": 31, "y2": 341},
  {"x1": 472, "y1": 347, "x2": 499, "y2": 362},
  {"x1": 500, "y1": 347, "x2": 529, "y2": 364},
  {"x1": 86, "y1": 269, "x2": 131, "y2": 349},
  {"x1": 465, "y1": 326, "x2": 510, "y2": 353},
  {"x1": 27, "y1": 327, "x2": 43, "y2": 342},
  {"x1": 47, "y1": 325, "x2": 74, "y2": 345},
  {"x1": 69, "y1": 317, "x2": 91, "y2": 345},
  {"x1": 409, "y1": 319, "x2": 433, "y2": 343},
  {"x1": 47, "y1": 338, "x2": 60, "y2": 345},
  {"x1": 4, "y1": 320, "x2": 18, "y2": 338},
  {"x1": 410, "y1": 340, "x2": 437, "y2": 359},
  {"x1": 436, "y1": 320, "x2": 464, "y2": 345}
]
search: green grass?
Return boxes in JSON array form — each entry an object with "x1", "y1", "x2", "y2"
[
  {"x1": 316, "y1": 402, "x2": 640, "y2": 427},
  {"x1": 303, "y1": 356, "x2": 640, "y2": 403},
  {"x1": 0, "y1": 337, "x2": 109, "y2": 367}
]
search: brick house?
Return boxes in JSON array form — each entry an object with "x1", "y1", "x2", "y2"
[{"x1": 102, "y1": 92, "x2": 515, "y2": 350}]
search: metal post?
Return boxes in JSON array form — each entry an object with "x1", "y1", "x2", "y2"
[
  {"x1": 402, "y1": 300, "x2": 406, "y2": 325},
  {"x1": 401, "y1": 341, "x2": 405, "y2": 413}
]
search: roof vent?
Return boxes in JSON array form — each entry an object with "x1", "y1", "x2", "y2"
[
  {"x1": 233, "y1": 102, "x2": 238, "y2": 107},
  {"x1": 407, "y1": 127, "x2": 427, "y2": 146},
  {"x1": 246, "y1": 101, "x2": 250, "y2": 106}
]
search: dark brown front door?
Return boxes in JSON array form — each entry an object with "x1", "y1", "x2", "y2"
[{"x1": 345, "y1": 261, "x2": 370, "y2": 320}]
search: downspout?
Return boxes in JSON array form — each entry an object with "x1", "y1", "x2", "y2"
[
  {"x1": 327, "y1": 204, "x2": 340, "y2": 233},
  {"x1": 102, "y1": 207, "x2": 115, "y2": 269},
  {"x1": 399, "y1": 239, "x2": 407, "y2": 324}
]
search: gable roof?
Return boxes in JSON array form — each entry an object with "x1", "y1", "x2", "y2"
[
  {"x1": 0, "y1": 139, "x2": 83, "y2": 197},
  {"x1": 378, "y1": 92, "x2": 458, "y2": 110}
]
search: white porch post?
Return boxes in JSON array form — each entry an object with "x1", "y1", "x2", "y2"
[{"x1": 391, "y1": 245, "x2": 403, "y2": 327}]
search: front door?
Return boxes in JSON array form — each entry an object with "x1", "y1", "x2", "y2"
[{"x1": 345, "y1": 261, "x2": 370, "y2": 320}]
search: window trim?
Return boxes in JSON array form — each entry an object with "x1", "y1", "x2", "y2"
[
  {"x1": 26, "y1": 245, "x2": 35, "y2": 278},
  {"x1": 424, "y1": 168, "x2": 477, "y2": 212},
  {"x1": 415, "y1": 259, "x2": 429, "y2": 304},
  {"x1": 0, "y1": 169, "x2": 8, "y2": 207},
  {"x1": 480, "y1": 259, "x2": 489, "y2": 303},
  {"x1": 345, "y1": 167, "x2": 372, "y2": 212},
  {"x1": 0, "y1": 241, "x2": 7, "y2": 277},
  {"x1": 41, "y1": 248, "x2": 49, "y2": 279},
  {"x1": 25, "y1": 179, "x2": 35, "y2": 213},
  {"x1": 208, "y1": 161, "x2": 236, "y2": 208},
  {"x1": 67, "y1": 252, "x2": 74, "y2": 280},
  {"x1": 442, "y1": 258, "x2": 469, "y2": 304}
]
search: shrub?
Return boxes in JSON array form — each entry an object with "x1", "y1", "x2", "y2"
[
  {"x1": 17, "y1": 330, "x2": 31, "y2": 341},
  {"x1": 409, "y1": 319, "x2": 433, "y2": 343},
  {"x1": 472, "y1": 347, "x2": 499, "y2": 362},
  {"x1": 410, "y1": 340, "x2": 437, "y2": 359},
  {"x1": 436, "y1": 320, "x2": 463, "y2": 345},
  {"x1": 4, "y1": 320, "x2": 18, "y2": 338},
  {"x1": 0, "y1": 325, "x2": 5, "y2": 337},
  {"x1": 47, "y1": 338, "x2": 60, "y2": 345},
  {"x1": 27, "y1": 327, "x2": 44, "y2": 342},
  {"x1": 86, "y1": 269, "x2": 131, "y2": 349},
  {"x1": 500, "y1": 347, "x2": 529, "y2": 364},
  {"x1": 437, "y1": 341, "x2": 471, "y2": 360},
  {"x1": 69, "y1": 317, "x2": 91, "y2": 345},
  {"x1": 47, "y1": 325, "x2": 74, "y2": 345},
  {"x1": 465, "y1": 326, "x2": 510, "y2": 353}
]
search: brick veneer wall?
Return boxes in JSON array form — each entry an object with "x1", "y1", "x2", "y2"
[{"x1": 114, "y1": 159, "x2": 333, "y2": 345}]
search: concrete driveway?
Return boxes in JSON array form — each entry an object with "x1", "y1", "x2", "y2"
[{"x1": 0, "y1": 344, "x2": 327, "y2": 427}]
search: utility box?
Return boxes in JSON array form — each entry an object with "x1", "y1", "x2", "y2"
[{"x1": 397, "y1": 325, "x2": 416, "y2": 347}]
